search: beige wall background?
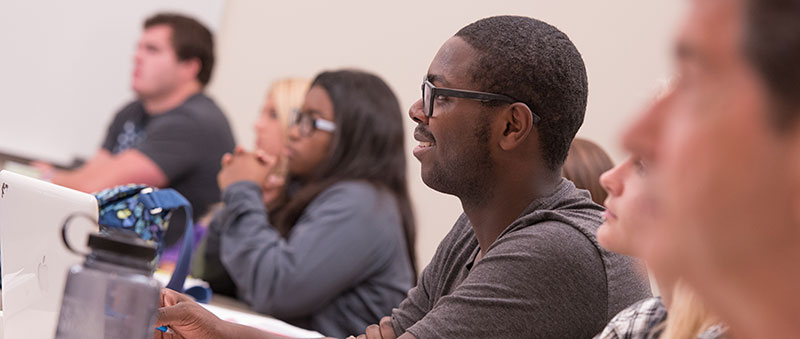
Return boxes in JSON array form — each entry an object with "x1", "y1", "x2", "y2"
[
  {"x1": 0, "y1": 0, "x2": 225, "y2": 164},
  {"x1": 207, "y1": 0, "x2": 684, "y2": 269},
  {"x1": 0, "y1": 0, "x2": 684, "y2": 270}
]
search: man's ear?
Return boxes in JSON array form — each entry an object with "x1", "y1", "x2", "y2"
[
  {"x1": 180, "y1": 58, "x2": 202, "y2": 82},
  {"x1": 498, "y1": 102, "x2": 535, "y2": 151}
]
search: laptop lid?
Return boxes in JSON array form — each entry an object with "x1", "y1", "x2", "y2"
[{"x1": 0, "y1": 170, "x2": 98, "y2": 339}]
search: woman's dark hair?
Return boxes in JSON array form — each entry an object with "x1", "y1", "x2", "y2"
[{"x1": 273, "y1": 69, "x2": 417, "y2": 277}]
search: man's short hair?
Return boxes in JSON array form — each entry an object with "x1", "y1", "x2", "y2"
[
  {"x1": 455, "y1": 15, "x2": 588, "y2": 170},
  {"x1": 744, "y1": 0, "x2": 800, "y2": 129},
  {"x1": 144, "y1": 13, "x2": 215, "y2": 86}
]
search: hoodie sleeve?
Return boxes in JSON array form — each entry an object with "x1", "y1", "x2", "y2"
[{"x1": 215, "y1": 180, "x2": 403, "y2": 319}]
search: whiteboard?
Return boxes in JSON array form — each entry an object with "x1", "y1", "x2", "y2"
[{"x1": 0, "y1": 0, "x2": 226, "y2": 164}]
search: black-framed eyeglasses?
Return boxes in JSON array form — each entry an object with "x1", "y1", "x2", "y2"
[
  {"x1": 290, "y1": 109, "x2": 336, "y2": 137},
  {"x1": 421, "y1": 78, "x2": 541, "y2": 123}
]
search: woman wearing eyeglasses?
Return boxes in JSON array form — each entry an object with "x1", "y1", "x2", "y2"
[{"x1": 199, "y1": 69, "x2": 417, "y2": 338}]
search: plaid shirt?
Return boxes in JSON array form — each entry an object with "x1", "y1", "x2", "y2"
[
  {"x1": 595, "y1": 297, "x2": 727, "y2": 339},
  {"x1": 595, "y1": 297, "x2": 668, "y2": 339}
]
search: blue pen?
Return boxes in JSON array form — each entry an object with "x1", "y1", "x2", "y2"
[{"x1": 156, "y1": 326, "x2": 173, "y2": 333}]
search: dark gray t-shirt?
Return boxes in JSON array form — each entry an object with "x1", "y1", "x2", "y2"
[
  {"x1": 101, "y1": 93, "x2": 235, "y2": 219},
  {"x1": 391, "y1": 179, "x2": 651, "y2": 339}
]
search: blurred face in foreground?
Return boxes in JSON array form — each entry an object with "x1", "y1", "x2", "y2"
[{"x1": 623, "y1": 0, "x2": 800, "y2": 335}]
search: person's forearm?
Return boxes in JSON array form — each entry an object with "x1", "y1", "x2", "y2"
[
  {"x1": 217, "y1": 182, "x2": 378, "y2": 318},
  {"x1": 217, "y1": 182, "x2": 284, "y2": 310},
  {"x1": 51, "y1": 149, "x2": 166, "y2": 193},
  {"x1": 193, "y1": 314, "x2": 296, "y2": 339},
  {"x1": 51, "y1": 167, "x2": 94, "y2": 190},
  {"x1": 50, "y1": 168, "x2": 74, "y2": 186},
  {"x1": 50, "y1": 150, "x2": 113, "y2": 191},
  {"x1": 51, "y1": 165, "x2": 110, "y2": 192}
]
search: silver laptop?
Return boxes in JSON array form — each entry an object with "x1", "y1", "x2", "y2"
[{"x1": 0, "y1": 170, "x2": 98, "y2": 339}]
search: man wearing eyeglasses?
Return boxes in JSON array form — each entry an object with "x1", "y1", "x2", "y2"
[
  {"x1": 352, "y1": 15, "x2": 649, "y2": 339},
  {"x1": 152, "y1": 15, "x2": 649, "y2": 339}
]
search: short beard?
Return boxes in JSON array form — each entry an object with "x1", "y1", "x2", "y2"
[{"x1": 423, "y1": 122, "x2": 494, "y2": 206}]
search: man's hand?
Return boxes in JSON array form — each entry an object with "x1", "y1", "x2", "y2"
[
  {"x1": 154, "y1": 289, "x2": 299, "y2": 339},
  {"x1": 348, "y1": 317, "x2": 400, "y2": 339},
  {"x1": 154, "y1": 289, "x2": 226, "y2": 339},
  {"x1": 218, "y1": 146, "x2": 276, "y2": 192}
]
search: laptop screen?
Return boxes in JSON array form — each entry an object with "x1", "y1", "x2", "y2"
[{"x1": 0, "y1": 170, "x2": 98, "y2": 339}]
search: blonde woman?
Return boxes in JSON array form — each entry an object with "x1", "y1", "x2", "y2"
[
  {"x1": 200, "y1": 77, "x2": 310, "y2": 297},
  {"x1": 659, "y1": 282, "x2": 724, "y2": 339},
  {"x1": 253, "y1": 78, "x2": 312, "y2": 205},
  {"x1": 163, "y1": 78, "x2": 311, "y2": 273},
  {"x1": 592, "y1": 154, "x2": 726, "y2": 339}
]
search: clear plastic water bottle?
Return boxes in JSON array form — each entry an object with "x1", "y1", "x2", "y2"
[{"x1": 55, "y1": 226, "x2": 161, "y2": 339}]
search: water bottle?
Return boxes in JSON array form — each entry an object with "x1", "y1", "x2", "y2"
[{"x1": 55, "y1": 215, "x2": 162, "y2": 339}]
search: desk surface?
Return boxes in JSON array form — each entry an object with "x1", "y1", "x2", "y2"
[
  {"x1": 209, "y1": 294, "x2": 261, "y2": 315},
  {"x1": 204, "y1": 295, "x2": 323, "y2": 337},
  {"x1": 0, "y1": 149, "x2": 75, "y2": 171}
]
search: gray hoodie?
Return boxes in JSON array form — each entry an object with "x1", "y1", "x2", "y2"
[{"x1": 391, "y1": 178, "x2": 651, "y2": 338}]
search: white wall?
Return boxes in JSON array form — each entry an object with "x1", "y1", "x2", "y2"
[
  {"x1": 0, "y1": 0, "x2": 225, "y2": 164},
  {"x1": 209, "y1": 0, "x2": 684, "y2": 270},
  {"x1": 0, "y1": 0, "x2": 684, "y2": 270}
]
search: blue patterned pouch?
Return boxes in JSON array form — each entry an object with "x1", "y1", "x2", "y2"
[{"x1": 94, "y1": 184, "x2": 193, "y2": 292}]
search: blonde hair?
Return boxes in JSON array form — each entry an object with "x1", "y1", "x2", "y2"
[
  {"x1": 268, "y1": 77, "x2": 311, "y2": 131},
  {"x1": 660, "y1": 281, "x2": 718, "y2": 339},
  {"x1": 264, "y1": 77, "x2": 311, "y2": 176}
]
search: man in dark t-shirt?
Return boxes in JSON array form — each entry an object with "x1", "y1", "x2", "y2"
[
  {"x1": 100, "y1": 92, "x2": 234, "y2": 219},
  {"x1": 43, "y1": 13, "x2": 234, "y2": 219}
]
